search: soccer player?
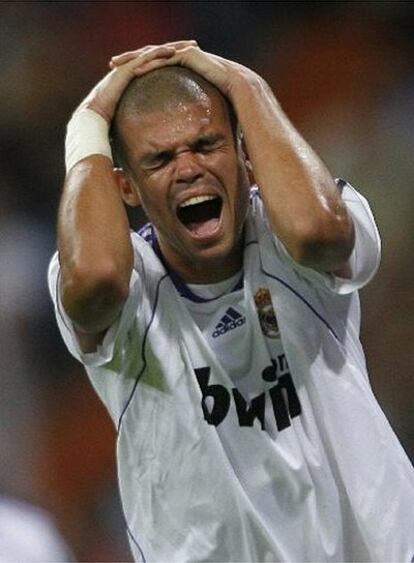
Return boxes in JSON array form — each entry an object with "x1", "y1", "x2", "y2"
[{"x1": 48, "y1": 41, "x2": 414, "y2": 562}]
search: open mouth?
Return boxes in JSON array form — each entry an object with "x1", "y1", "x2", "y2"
[{"x1": 177, "y1": 195, "x2": 223, "y2": 238}]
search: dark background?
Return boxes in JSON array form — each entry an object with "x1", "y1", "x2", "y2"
[{"x1": 1, "y1": 1, "x2": 413, "y2": 559}]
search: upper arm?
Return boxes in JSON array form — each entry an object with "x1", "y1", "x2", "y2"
[
  {"x1": 287, "y1": 178, "x2": 356, "y2": 275},
  {"x1": 331, "y1": 261, "x2": 353, "y2": 280},
  {"x1": 48, "y1": 248, "x2": 143, "y2": 362},
  {"x1": 56, "y1": 156, "x2": 134, "y2": 348},
  {"x1": 72, "y1": 325, "x2": 108, "y2": 354},
  {"x1": 59, "y1": 259, "x2": 130, "y2": 352},
  {"x1": 328, "y1": 181, "x2": 381, "y2": 292}
]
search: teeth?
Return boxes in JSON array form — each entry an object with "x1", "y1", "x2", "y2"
[{"x1": 179, "y1": 195, "x2": 217, "y2": 208}]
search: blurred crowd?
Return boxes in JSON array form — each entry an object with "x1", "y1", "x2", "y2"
[{"x1": 0, "y1": 1, "x2": 413, "y2": 560}]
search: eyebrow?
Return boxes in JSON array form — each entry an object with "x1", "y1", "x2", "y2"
[
  {"x1": 140, "y1": 149, "x2": 174, "y2": 167},
  {"x1": 139, "y1": 133, "x2": 226, "y2": 167},
  {"x1": 191, "y1": 133, "x2": 225, "y2": 148}
]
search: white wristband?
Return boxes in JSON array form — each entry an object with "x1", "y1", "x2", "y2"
[{"x1": 65, "y1": 108, "x2": 113, "y2": 173}]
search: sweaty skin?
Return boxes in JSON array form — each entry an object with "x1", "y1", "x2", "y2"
[
  {"x1": 58, "y1": 43, "x2": 202, "y2": 351},
  {"x1": 58, "y1": 42, "x2": 354, "y2": 353},
  {"x1": 116, "y1": 95, "x2": 250, "y2": 283},
  {"x1": 112, "y1": 45, "x2": 355, "y2": 272}
]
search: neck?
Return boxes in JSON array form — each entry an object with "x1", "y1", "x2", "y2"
[{"x1": 156, "y1": 236, "x2": 244, "y2": 284}]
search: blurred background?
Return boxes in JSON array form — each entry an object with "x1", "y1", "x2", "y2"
[{"x1": 0, "y1": 1, "x2": 413, "y2": 560}]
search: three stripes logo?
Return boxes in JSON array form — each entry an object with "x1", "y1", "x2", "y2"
[{"x1": 212, "y1": 307, "x2": 246, "y2": 338}]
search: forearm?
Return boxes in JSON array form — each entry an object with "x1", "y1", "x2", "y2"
[
  {"x1": 229, "y1": 74, "x2": 354, "y2": 271},
  {"x1": 58, "y1": 155, "x2": 133, "y2": 332},
  {"x1": 55, "y1": 41, "x2": 200, "y2": 344}
]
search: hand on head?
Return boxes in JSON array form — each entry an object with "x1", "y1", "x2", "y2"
[
  {"x1": 109, "y1": 41, "x2": 253, "y2": 100},
  {"x1": 74, "y1": 41, "x2": 198, "y2": 123},
  {"x1": 109, "y1": 40, "x2": 199, "y2": 68}
]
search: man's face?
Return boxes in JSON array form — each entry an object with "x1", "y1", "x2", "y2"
[{"x1": 119, "y1": 92, "x2": 251, "y2": 282}]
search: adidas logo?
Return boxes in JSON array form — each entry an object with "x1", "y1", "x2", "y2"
[{"x1": 212, "y1": 307, "x2": 246, "y2": 338}]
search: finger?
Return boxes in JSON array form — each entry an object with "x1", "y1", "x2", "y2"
[
  {"x1": 109, "y1": 46, "x2": 176, "y2": 71},
  {"x1": 131, "y1": 49, "x2": 202, "y2": 77},
  {"x1": 108, "y1": 44, "x2": 184, "y2": 70},
  {"x1": 165, "y1": 39, "x2": 198, "y2": 49},
  {"x1": 133, "y1": 46, "x2": 231, "y2": 96},
  {"x1": 110, "y1": 40, "x2": 198, "y2": 66},
  {"x1": 110, "y1": 45, "x2": 174, "y2": 68},
  {"x1": 132, "y1": 56, "x2": 183, "y2": 77},
  {"x1": 110, "y1": 45, "x2": 157, "y2": 65}
]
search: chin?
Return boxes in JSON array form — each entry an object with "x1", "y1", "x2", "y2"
[{"x1": 189, "y1": 231, "x2": 243, "y2": 271}]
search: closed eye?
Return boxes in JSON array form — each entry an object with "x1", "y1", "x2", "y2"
[
  {"x1": 140, "y1": 134, "x2": 225, "y2": 170},
  {"x1": 142, "y1": 151, "x2": 174, "y2": 170},
  {"x1": 192, "y1": 134, "x2": 225, "y2": 153}
]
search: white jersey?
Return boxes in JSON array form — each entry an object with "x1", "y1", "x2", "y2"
[{"x1": 48, "y1": 181, "x2": 414, "y2": 562}]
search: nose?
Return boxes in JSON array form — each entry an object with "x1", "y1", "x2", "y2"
[{"x1": 174, "y1": 149, "x2": 204, "y2": 185}]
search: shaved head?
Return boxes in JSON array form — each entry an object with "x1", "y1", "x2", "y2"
[{"x1": 110, "y1": 66, "x2": 238, "y2": 170}]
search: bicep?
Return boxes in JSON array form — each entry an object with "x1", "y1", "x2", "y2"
[
  {"x1": 74, "y1": 328, "x2": 108, "y2": 354},
  {"x1": 49, "y1": 253, "x2": 142, "y2": 364},
  {"x1": 59, "y1": 264, "x2": 129, "y2": 353}
]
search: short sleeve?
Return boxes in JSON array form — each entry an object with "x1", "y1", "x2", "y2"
[
  {"x1": 272, "y1": 179, "x2": 381, "y2": 294},
  {"x1": 47, "y1": 251, "x2": 142, "y2": 368}
]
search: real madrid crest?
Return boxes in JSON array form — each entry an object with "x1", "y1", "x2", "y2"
[{"x1": 254, "y1": 288, "x2": 280, "y2": 338}]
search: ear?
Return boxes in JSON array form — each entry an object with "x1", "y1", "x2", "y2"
[
  {"x1": 238, "y1": 132, "x2": 255, "y2": 186},
  {"x1": 113, "y1": 168, "x2": 141, "y2": 207}
]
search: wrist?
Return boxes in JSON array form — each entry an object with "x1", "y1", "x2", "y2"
[
  {"x1": 228, "y1": 70, "x2": 264, "y2": 103},
  {"x1": 65, "y1": 108, "x2": 113, "y2": 173}
]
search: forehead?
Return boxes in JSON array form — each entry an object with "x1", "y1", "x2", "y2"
[{"x1": 120, "y1": 94, "x2": 232, "y2": 153}]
